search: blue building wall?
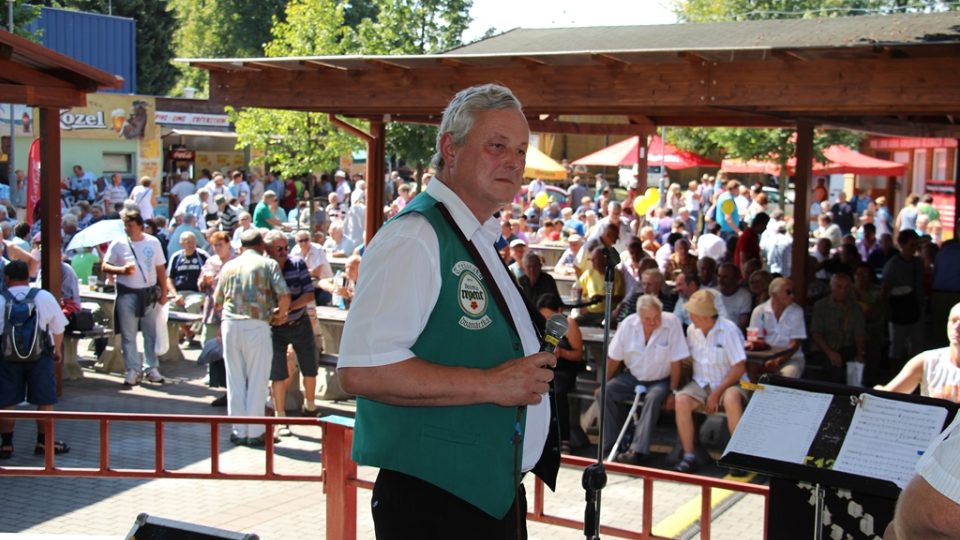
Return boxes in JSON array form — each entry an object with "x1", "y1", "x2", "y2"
[{"x1": 25, "y1": 7, "x2": 136, "y2": 94}]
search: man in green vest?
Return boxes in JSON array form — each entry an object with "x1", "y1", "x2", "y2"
[{"x1": 338, "y1": 84, "x2": 561, "y2": 539}]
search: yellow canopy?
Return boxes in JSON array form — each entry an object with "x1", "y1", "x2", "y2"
[{"x1": 524, "y1": 146, "x2": 568, "y2": 181}]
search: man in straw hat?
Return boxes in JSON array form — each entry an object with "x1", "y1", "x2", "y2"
[{"x1": 673, "y1": 289, "x2": 748, "y2": 473}]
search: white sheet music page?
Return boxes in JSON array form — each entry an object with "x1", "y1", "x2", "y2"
[
  {"x1": 723, "y1": 385, "x2": 832, "y2": 464},
  {"x1": 833, "y1": 394, "x2": 948, "y2": 489}
]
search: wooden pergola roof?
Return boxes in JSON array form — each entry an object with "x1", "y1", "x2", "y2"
[
  {"x1": 182, "y1": 11, "x2": 960, "y2": 137},
  {"x1": 0, "y1": 28, "x2": 123, "y2": 106}
]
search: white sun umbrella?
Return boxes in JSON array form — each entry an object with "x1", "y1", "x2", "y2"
[{"x1": 65, "y1": 219, "x2": 127, "y2": 252}]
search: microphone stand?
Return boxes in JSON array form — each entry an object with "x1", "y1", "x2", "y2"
[{"x1": 582, "y1": 246, "x2": 619, "y2": 539}]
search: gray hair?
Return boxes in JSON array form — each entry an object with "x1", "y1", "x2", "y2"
[
  {"x1": 179, "y1": 231, "x2": 196, "y2": 243},
  {"x1": 431, "y1": 84, "x2": 523, "y2": 172},
  {"x1": 636, "y1": 294, "x2": 663, "y2": 314},
  {"x1": 263, "y1": 230, "x2": 286, "y2": 245}
]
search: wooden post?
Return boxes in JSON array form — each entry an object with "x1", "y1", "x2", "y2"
[
  {"x1": 323, "y1": 421, "x2": 357, "y2": 540},
  {"x1": 792, "y1": 123, "x2": 814, "y2": 308},
  {"x1": 365, "y1": 118, "x2": 385, "y2": 245},
  {"x1": 39, "y1": 107, "x2": 62, "y2": 299},
  {"x1": 39, "y1": 107, "x2": 63, "y2": 396},
  {"x1": 636, "y1": 134, "x2": 650, "y2": 195}
]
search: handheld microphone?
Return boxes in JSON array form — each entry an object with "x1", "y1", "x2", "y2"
[{"x1": 541, "y1": 313, "x2": 570, "y2": 354}]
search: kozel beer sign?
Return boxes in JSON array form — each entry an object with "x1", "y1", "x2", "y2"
[{"x1": 59, "y1": 110, "x2": 107, "y2": 131}]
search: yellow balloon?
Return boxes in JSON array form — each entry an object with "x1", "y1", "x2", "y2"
[
  {"x1": 633, "y1": 194, "x2": 655, "y2": 216},
  {"x1": 534, "y1": 191, "x2": 549, "y2": 208},
  {"x1": 644, "y1": 187, "x2": 660, "y2": 201},
  {"x1": 721, "y1": 198, "x2": 736, "y2": 215}
]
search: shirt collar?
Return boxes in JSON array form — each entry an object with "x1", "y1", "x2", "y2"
[{"x1": 426, "y1": 178, "x2": 500, "y2": 242}]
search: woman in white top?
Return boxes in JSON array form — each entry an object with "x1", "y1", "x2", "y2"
[
  {"x1": 128, "y1": 176, "x2": 156, "y2": 220},
  {"x1": 878, "y1": 302, "x2": 960, "y2": 403},
  {"x1": 747, "y1": 277, "x2": 807, "y2": 378}
]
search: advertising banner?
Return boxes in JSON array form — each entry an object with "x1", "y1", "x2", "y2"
[{"x1": 58, "y1": 94, "x2": 157, "y2": 141}]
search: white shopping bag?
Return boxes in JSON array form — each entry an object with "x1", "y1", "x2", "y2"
[{"x1": 155, "y1": 303, "x2": 170, "y2": 356}]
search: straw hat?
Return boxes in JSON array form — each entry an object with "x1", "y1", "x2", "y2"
[{"x1": 685, "y1": 289, "x2": 718, "y2": 318}]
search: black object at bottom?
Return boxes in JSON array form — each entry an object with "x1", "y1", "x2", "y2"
[
  {"x1": 768, "y1": 478, "x2": 896, "y2": 540},
  {"x1": 371, "y1": 468, "x2": 527, "y2": 540},
  {"x1": 124, "y1": 513, "x2": 257, "y2": 539}
]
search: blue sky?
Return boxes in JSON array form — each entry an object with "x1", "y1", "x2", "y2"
[{"x1": 465, "y1": 0, "x2": 679, "y2": 42}]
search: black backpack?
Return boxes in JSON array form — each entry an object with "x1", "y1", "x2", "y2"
[{"x1": 2, "y1": 288, "x2": 51, "y2": 363}]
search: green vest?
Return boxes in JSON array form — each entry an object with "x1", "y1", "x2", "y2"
[{"x1": 352, "y1": 193, "x2": 528, "y2": 518}]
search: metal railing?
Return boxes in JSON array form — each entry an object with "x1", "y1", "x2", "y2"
[
  {"x1": 1, "y1": 411, "x2": 768, "y2": 539},
  {"x1": 0, "y1": 410, "x2": 323, "y2": 481}
]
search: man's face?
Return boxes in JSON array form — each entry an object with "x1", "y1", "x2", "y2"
[
  {"x1": 181, "y1": 237, "x2": 197, "y2": 255},
  {"x1": 510, "y1": 245, "x2": 526, "y2": 262},
  {"x1": 947, "y1": 308, "x2": 960, "y2": 347},
  {"x1": 675, "y1": 241, "x2": 689, "y2": 258},
  {"x1": 639, "y1": 307, "x2": 662, "y2": 337},
  {"x1": 718, "y1": 266, "x2": 738, "y2": 292},
  {"x1": 73, "y1": 166, "x2": 82, "y2": 176},
  {"x1": 266, "y1": 239, "x2": 288, "y2": 263},
  {"x1": 123, "y1": 219, "x2": 142, "y2": 238},
  {"x1": 640, "y1": 274, "x2": 660, "y2": 295},
  {"x1": 590, "y1": 250, "x2": 606, "y2": 273},
  {"x1": 610, "y1": 205, "x2": 621, "y2": 222},
  {"x1": 831, "y1": 277, "x2": 851, "y2": 303},
  {"x1": 817, "y1": 239, "x2": 831, "y2": 256},
  {"x1": 698, "y1": 262, "x2": 716, "y2": 284},
  {"x1": 522, "y1": 257, "x2": 541, "y2": 281},
  {"x1": 602, "y1": 225, "x2": 619, "y2": 246},
  {"x1": 112, "y1": 174, "x2": 122, "y2": 186},
  {"x1": 296, "y1": 235, "x2": 311, "y2": 251},
  {"x1": 441, "y1": 108, "x2": 529, "y2": 216},
  {"x1": 771, "y1": 282, "x2": 794, "y2": 306},
  {"x1": 676, "y1": 274, "x2": 695, "y2": 298}
]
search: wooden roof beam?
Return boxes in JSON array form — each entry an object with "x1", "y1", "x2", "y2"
[
  {"x1": 628, "y1": 115, "x2": 655, "y2": 127},
  {"x1": 191, "y1": 61, "x2": 261, "y2": 72},
  {"x1": 437, "y1": 58, "x2": 469, "y2": 68},
  {"x1": 772, "y1": 49, "x2": 807, "y2": 62},
  {"x1": 301, "y1": 59, "x2": 349, "y2": 71},
  {"x1": 526, "y1": 119, "x2": 654, "y2": 135},
  {"x1": 591, "y1": 53, "x2": 631, "y2": 67},
  {"x1": 0, "y1": 83, "x2": 87, "y2": 107},
  {"x1": 677, "y1": 51, "x2": 713, "y2": 66},
  {"x1": 512, "y1": 55, "x2": 548, "y2": 67},
  {"x1": 366, "y1": 58, "x2": 412, "y2": 71},
  {"x1": 0, "y1": 58, "x2": 74, "y2": 87},
  {"x1": 246, "y1": 61, "x2": 304, "y2": 71}
]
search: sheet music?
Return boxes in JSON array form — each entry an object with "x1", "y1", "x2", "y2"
[
  {"x1": 833, "y1": 394, "x2": 947, "y2": 489},
  {"x1": 723, "y1": 385, "x2": 833, "y2": 464}
]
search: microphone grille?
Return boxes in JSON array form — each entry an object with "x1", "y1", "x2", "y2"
[{"x1": 545, "y1": 313, "x2": 569, "y2": 337}]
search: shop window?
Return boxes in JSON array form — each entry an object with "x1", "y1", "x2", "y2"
[
  {"x1": 932, "y1": 148, "x2": 948, "y2": 181},
  {"x1": 103, "y1": 153, "x2": 133, "y2": 173}
]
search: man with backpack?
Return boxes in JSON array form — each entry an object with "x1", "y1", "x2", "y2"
[{"x1": 0, "y1": 260, "x2": 69, "y2": 459}]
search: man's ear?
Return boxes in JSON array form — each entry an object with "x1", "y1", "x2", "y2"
[{"x1": 439, "y1": 132, "x2": 457, "y2": 169}]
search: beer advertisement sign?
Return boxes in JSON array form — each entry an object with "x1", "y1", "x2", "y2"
[{"x1": 58, "y1": 94, "x2": 157, "y2": 140}]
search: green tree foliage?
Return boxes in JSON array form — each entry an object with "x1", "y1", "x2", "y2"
[
  {"x1": 667, "y1": 0, "x2": 948, "y2": 205},
  {"x1": 170, "y1": 0, "x2": 288, "y2": 97},
  {"x1": 674, "y1": 0, "x2": 954, "y2": 22},
  {"x1": 41, "y1": 0, "x2": 178, "y2": 95},
  {"x1": 0, "y1": 1, "x2": 42, "y2": 40},
  {"x1": 232, "y1": 0, "x2": 472, "y2": 176}
]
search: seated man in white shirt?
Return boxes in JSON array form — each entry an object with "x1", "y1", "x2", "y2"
[
  {"x1": 747, "y1": 277, "x2": 806, "y2": 378},
  {"x1": 674, "y1": 289, "x2": 748, "y2": 473},
  {"x1": 599, "y1": 295, "x2": 689, "y2": 465}
]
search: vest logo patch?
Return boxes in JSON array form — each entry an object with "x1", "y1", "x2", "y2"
[{"x1": 453, "y1": 261, "x2": 492, "y2": 330}]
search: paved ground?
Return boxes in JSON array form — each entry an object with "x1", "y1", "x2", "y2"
[{"x1": 0, "y1": 343, "x2": 765, "y2": 539}]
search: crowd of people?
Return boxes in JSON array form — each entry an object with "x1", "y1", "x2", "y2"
[
  {"x1": 495, "y1": 167, "x2": 960, "y2": 474},
  {"x1": 1, "y1": 161, "x2": 384, "y2": 454}
]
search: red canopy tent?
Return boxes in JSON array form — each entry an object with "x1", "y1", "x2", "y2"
[
  {"x1": 572, "y1": 135, "x2": 720, "y2": 169},
  {"x1": 721, "y1": 145, "x2": 905, "y2": 176}
]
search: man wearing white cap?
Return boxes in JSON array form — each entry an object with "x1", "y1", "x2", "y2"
[
  {"x1": 334, "y1": 170, "x2": 351, "y2": 205},
  {"x1": 507, "y1": 238, "x2": 527, "y2": 278}
]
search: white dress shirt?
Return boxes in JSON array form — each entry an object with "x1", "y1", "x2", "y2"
[
  {"x1": 609, "y1": 312, "x2": 689, "y2": 381},
  {"x1": 686, "y1": 317, "x2": 746, "y2": 389},
  {"x1": 749, "y1": 300, "x2": 806, "y2": 360},
  {"x1": 339, "y1": 179, "x2": 548, "y2": 470}
]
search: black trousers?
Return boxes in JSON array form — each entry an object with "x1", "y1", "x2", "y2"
[{"x1": 371, "y1": 468, "x2": 527, "y2": 540}]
